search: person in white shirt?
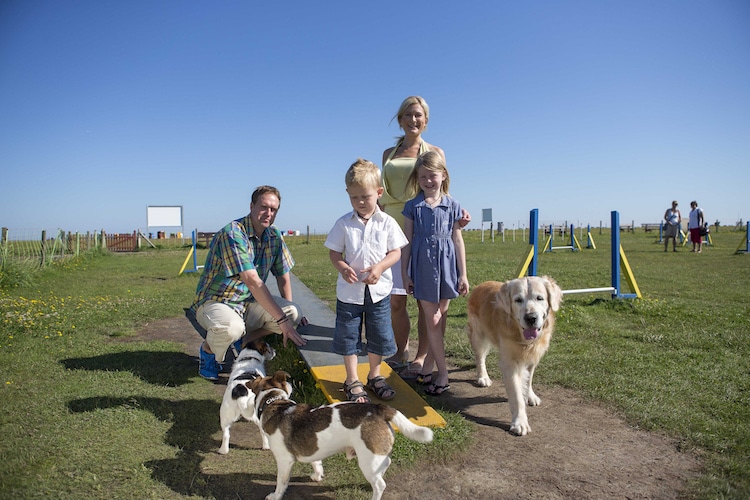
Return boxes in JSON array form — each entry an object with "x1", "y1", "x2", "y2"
[
  {"x1": 688, "y1": 201, "x2": 705, "y2": 253},
  {"x1": 325, "y1": 159, "x2": 408, "y2": 403},
  {"x1": 663, "y1": 200, "x2": 682, "y2": 252}
]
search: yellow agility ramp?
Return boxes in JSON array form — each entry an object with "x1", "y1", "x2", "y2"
[{"x1": 310, "y1": 362, "x2": 446, "y2": 429}]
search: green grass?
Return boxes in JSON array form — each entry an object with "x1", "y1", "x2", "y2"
[{"x1": 1, "y1": 228, "x2": 749, "y2": 498}]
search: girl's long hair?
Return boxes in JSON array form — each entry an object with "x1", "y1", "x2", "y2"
[{"x1": 408, "y1": 151, "x2": 450, "y2": 196}]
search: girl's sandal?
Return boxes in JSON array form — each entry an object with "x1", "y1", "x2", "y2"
[
  {"x1": 366, "y1": 376, "x2": 396, "y2": 401},
  {"x1": 343, "y1": 380, "x2": 370, "y2": 403}
]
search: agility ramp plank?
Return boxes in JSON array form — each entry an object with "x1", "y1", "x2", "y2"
[
  {"x1": 311, "y1": 362, "x2": 446, "y2": 428},
  {"x1": 283, "y1": 274, "x2": 446, "y2": 429}
]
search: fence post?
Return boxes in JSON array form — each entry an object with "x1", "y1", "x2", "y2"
[
  {"x1": 41, "y1": 230, "x2": 47, "y2": 267},
  {"x1": 101, "y1": 229, "x2": 107, "y2": 250},
  {"x1": 1, "y1": 228, "x2": 8, "y2": 266}
]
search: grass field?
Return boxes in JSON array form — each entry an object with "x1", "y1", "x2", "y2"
[{"x1": 0, "y1": 227, "x2": 748, "y2": 498}]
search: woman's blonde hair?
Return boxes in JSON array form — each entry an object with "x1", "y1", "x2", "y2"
[
  {"x1": 391, "y1": 96, "x2": 430, "y2": 142},
  {"x1": 345, "y1": 158, "x2": 381, "y2": 190},
  {"x1": 408, "y1": 151, "x2": 450, "y2": 195}
]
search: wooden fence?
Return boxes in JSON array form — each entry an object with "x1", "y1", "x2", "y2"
[
  {"x1": 105, "y1": 231, "x2": 138, "y2": 252},
  {"x1": 1, "y1": 228, "x2": 140, "y2": 268}
]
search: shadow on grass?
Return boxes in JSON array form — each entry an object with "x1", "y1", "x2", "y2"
[
  {"x1": 61, "y1": 350, "x2": 197, "y2": 386},
  {"x1": 65, "y1": 385, "x2": 346, "y2": 498},
  {"x1": 145, "y1": 462, "x2": 340, "y2": 499},
  {"x1": 66, "y1": 395, "x2": 315, "y2": 499}
]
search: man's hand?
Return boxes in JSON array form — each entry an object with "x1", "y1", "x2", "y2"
[{"x1": 280, "y1": 320, "x2": 307, "y2": 347}]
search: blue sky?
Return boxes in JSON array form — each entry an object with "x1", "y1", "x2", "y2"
[{"x1": 1, "y1": 1, "x2": 748, "y2": 237}]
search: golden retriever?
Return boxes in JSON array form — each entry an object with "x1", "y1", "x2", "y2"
[{"x1": 466, "y1": 276, "x2": 562, "y2": 436}]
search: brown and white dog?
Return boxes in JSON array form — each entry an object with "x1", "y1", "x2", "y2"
[
  {"x1": 217, "y1": 339, "x2": 276, "y2": 454},
  {"x1": 466, "y1": 276, "x2": 563, "y2": 436},
  {"x1": 250, "y1": 370, "x2": 434, "y2": 500}
]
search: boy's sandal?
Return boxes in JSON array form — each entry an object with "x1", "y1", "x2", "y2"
[
  {"x1": 415, "y1": 373, "x2": 432, "y2": 386},
  {"x1": 343, "y1": 381, "x2": 370, "y2": 403},
  {"x1": 366, "y1": 376, "x2": 396, "y2": 401}
]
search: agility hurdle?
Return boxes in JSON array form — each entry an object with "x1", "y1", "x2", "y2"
[
  {"x1": 586, "y1": 224, "x2": 597, "y2": 249},
  {"x1": 516, "y1": 209, "x2": 641, "y2": 299},
  {"x1": 681, "y1": 226, "x2": 713, "y2": 247},
  {"x1": 178, "y1": 230, "x2": 205, "y2": 275},
  {"x1": 543, "y1": 224, "x2": 583, "y2": 252}
]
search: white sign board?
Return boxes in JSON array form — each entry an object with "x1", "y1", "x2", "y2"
[
  {"x1": 147, "y1": 206, "x2": 183, "y2": 228},
  {"x1": 481, "y1": 208, "x2": 494, "y2": 242}
]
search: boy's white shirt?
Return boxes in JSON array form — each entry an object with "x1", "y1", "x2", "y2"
[{"x1": 324, "y1": 208, "x2": 408, "y2": 305}]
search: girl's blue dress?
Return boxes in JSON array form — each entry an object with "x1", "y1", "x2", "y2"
[{"x1": 403, "y1": 192, "x2": 462, "y2": 303}]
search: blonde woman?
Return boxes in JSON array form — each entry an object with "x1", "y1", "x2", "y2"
[{"x1": 380, "y1": 96, "x2": 469, "y2": 378}]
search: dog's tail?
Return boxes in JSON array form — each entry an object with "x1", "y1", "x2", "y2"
[{"x1": 390, "y1": 410, "x2": 433, "y2": 443}]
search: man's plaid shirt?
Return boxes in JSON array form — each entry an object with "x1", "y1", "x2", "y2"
[{"x1": 190, "y1": 215, "x2": 294, "y2": 317}]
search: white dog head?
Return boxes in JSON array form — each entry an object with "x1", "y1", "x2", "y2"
[
  {"x1": 236, "y1": 339, "x2": 277, "y2": 364},
  {"x1": 500, "y1": 276, "x2": 562, "y2": 342}
]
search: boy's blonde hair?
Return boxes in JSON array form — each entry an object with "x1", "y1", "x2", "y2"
[
  {"x1": 409, "y1": 150, "x2": 450, "y2": 195},
  {"x1": 345, "y1": 158, "x2": 381, "y2": 190}
]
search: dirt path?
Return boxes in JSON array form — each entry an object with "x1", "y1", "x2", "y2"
[{"x1": 133, "y1": 316, "x2": 702, "y2": 499}]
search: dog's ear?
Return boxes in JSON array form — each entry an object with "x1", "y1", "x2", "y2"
[
  {"x1": 272, "y1": 370, "x2": 291, "y2": 384},
  {"x1": 249, "y1": 375, "x2": 266, "y2": 391},
  {"x1": 496, "y1": 280, "x2": 513, "y2": 314},
  {"x1": 541, "y1": 276, "x2": 563, "y2": 312},
  {"x1": 253, "y1": 339, "x2": 268, "y2": 354}
]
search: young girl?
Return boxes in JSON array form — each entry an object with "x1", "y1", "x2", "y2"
[{"x1": 401, "y1": 151, "x2": 469, "y2": 396}]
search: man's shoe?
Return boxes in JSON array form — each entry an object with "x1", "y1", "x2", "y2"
[
  {"x1": 232, "y1": 338, "x2": 243, "y2": 356},
  {"x1": 198, "y1": 345, "x2": 220, "y2": 381}
]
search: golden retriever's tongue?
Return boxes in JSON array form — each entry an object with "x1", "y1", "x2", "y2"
[{"x1": 523, "y1": 328, "x2": 539, "y2": 340}]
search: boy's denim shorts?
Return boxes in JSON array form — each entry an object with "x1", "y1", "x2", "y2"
[{"x1": 333, "y1": 287, "x2": 396, "y2": 358}]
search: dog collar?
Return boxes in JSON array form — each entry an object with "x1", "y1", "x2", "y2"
[
  {"x1": 256, "y1": 392, "x2": 295, "y2": 420},
  {"x1": 234, "y1": 369, "x2": 262, "y2": 382}
]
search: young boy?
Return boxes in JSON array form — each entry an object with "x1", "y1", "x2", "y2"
[{"x1": 324, "y1": 158, "x2": 409, "y2": 402}]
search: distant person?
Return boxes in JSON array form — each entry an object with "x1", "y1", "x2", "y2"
[
  {"x1": 190, "y1": 185, "x2": 308, "y2": 381},
  {"x1": 688, "y1": 200, "x2": 705, "y2": 253},
  {"x1": 402, "y1": 151, "x2": 469, "y2": 396},
  {"x1": 380, "y1": 95, "x2": 470, "y2": 378},
  {"x1": 325, "y1": 159, "x2": 408, "y2": 402},
  {"x1": 663, "y1": 200, "x2": 681, "y2": 252}
]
